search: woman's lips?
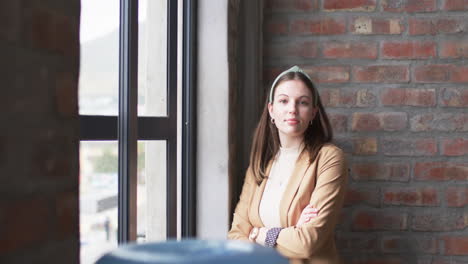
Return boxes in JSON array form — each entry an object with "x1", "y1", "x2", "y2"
[{"x1": 285, "y1": 118, "x2": 299, "y2": 125}]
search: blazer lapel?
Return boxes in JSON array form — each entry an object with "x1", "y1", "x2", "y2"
[{"x1": 279, "y1": 151, "x2": 310, "y2": 227}]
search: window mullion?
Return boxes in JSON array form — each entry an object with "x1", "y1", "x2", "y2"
[
  {"x1": 182, "y1": 0, "x2": 197, "y2": 238},
  {"x1": 118, "y1": 0, "x2": 138, "y2": 244},
  {"x1": 166, "y1": 0, "x2": 179, "y2": 239}
]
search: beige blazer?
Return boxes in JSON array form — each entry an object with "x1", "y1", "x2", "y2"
[{"x1": 228, "y1": 144, "x2": 348, "y2": 264}]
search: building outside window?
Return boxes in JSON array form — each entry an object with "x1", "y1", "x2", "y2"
[{"x1": 78, "y1": 0, "x2": 195, "y2": 263}]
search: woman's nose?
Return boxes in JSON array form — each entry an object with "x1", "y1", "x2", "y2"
[{"x1": 288, "y1": 102, "x2": 298, "y2": 113}]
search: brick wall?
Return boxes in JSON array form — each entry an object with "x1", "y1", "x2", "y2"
[
  {"x1": 264, "y1": 0, "x2": 467, "y2": 263},
  {"x1": 0, "y1": 0, "x2": 80, "y2": 263}
]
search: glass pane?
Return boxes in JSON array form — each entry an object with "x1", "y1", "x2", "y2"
[
  {"x1": 138, "y1": 0, "x2": 168, "y2": 117},
  {"x1": 79, "y1": 0, "x2": 119, "y2": 115},
  {"x1": 80, "y1": 141, "x2": 118, "y2": 263},
  {"x1": 137, "y1": 141, "x2": 167, "y2": 242}
]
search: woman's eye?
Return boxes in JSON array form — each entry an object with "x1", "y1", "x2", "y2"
[
  {"x1": 300, "y1": 101, "x2": 309, "y2": 105},
  {"x1": 279, "y1": 99, "x2": 287, "y2": 104}
]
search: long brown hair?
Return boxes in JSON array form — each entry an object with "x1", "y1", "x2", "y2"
[{"x1": 249, "y1": 71, "x2": 333, "y2": 184}]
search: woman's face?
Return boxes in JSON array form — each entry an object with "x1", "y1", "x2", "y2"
[{"x1": 268, "y1": 79, "x2": 318, "y2": 141}]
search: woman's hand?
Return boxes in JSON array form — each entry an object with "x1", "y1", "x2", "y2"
[
  {"x1": 249, "y1": 227, "x2": 268, "y2": 245},
  {"x1": 296, "y1": 204, "x2": 318, "y2": 227},
  {"x1": 255, "y1": 227, "x2": 268, "y2": 246},
  {"x1": 248, "y1": 227, "x2": 259, "y2": 242}
]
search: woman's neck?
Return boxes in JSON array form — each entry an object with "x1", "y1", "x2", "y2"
[{"x1": 279, "y1": 135, "x2": 304, "y2": 149}]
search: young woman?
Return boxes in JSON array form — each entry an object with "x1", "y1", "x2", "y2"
[{"x1": 228, "y1": 66, "x2": 348, "y2": 264}]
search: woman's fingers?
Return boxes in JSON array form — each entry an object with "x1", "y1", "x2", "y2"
[
  {"x1": 302, "y1": 209, "x2": 318, "y2": 215},
  {"x1": 304, "y1": 213, "x2": 318, "y2": 220},
  {"x1": 303, "y1": 206, "x2": 318, "y2": 212},
  {"x1": 301, "y1": 207, "x2": 319, "y2": 216},
  {"x1": 296, "y1": 206, "x2": 319, "y2": 227}
]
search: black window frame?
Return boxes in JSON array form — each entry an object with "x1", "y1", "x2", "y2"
[{"x1": 79, "y1": 0, "x2": 197, "y2": 243}]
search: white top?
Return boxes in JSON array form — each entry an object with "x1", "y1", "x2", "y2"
[{"x1": 259, "y1": 145, "x2": 303, "y2": 227}]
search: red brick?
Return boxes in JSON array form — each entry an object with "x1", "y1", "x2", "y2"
[
  {"x1": 380, "y1": 112, "x2": 408, "y2": 131},
  {"x1": 321, "y1": 89, "x2": 355, "y2": 107},
  {"x1": 265, "y1": 41, "x2": 318, "y2": 58},
  {"x1": 353, "y1": 137, "x2": 377, "y2": 155},
  {"x1": 382, "y1": 138, "x2": 437, "y2": 156},
  {"x1": 291, "y1": 17, "x2": 346, "y2": 35},
  {"x1": 382, "y1": 0, "x2": 437, "y2": 12},
  {"x1": 441, "y1": 138, "x2": 468, "y2": 156},
  {"x1": 451, "y1": 66, "x2": 468, "y2": 82},
  {"x1": 320, "y1": 89, "x2": 376, "y2": 107},
  {"x1": 352, "y1": 210, "x2": 408, "y2": 231},
  {"x1": 443, "y1": 0, "x2": 468, "y2": 10},
  {"x1": 265, "y1": 19, "x2": 288, "y2": 35},
  {"x1": 414, "y1": 162, "x2": 468, "y2": 181},
  {"x1": 410, "y1": 113, "x2": 468, "y2": 132},
  {"x1": 336, "y1": 234, "x2": 379, "y2": 253},
  {"x1": 351, "y1": 162, "x2": 410, "y2": 181},
  {"x1": 440, "y1": 41, "x2": 468, "y2": 58},
  {"x1": 329, "y1": 113, "x2": 348, "y2": 133},
  {"x1": 413, "y1": 64, "x2": 453, "y2": 83},
  {"x1": 0, "y1": 198, "x2": 51, "y2": 253},
  {"x1": 441, "y1": 236, "x2": 468, "y2": 255},
  {"x1": 351, "y1": 17, "x2": 404, "y2": 34},
  {"x1": 440, "y1": 88, "x2": 468, "y2": 107},
  {"x1": 383, "y1": 187, "x2": 439, "y2": 206},
  {"x1": 381, "y1": 88, "x2": 436, "y2": 106},
  {"x1": 412, "y1": 211, "x2": 468, "y2": 231},
  {"x1": 344, "y1": 186, "x2": 380, "y2": 206},
  {"x1": 324, "y1": 0, "x2": 376, "y2": 11},
  {"x1": 303, "y1": 65, "x2": 350, "y2": 83},
  {"x1": 55, "y1": 72, "x2": 78, "y2": 117},
  {"x1": 356, "y1": 89, "x2": 377, "y2": 107},
  {"x1": 55, "y1": 192, "x2": 78, "y2": 239},
  {"x1": 265, "y1": 66, "x2": 350, "y2": 86},
  {"x1": 322, "y1": 41, "x2": 377, "y2": 59},
  {"x1": 382, "y1": 41, "x2": 436, "y2": 59},
  {"x1": 382, "y1": 236, "x2": 438, "y2": 254},
  {"x1": 409, "y1": 18, "x2": 466, "y2": 35},
  {"x1": 265, "y1": 0, "x2": 319, "y2": 11},
  {"x1": 445, "y1": 186, "x2": 468, "y2": 207},
  {"x1": 352, "y1": 112, "x2": 407, "y2": 131},
  {"x1": 353, "y1": 65, "x2": 409, "y2": 83},
  {"x1": 351, "y1": 113, "x2": 379, "y2": 131}
]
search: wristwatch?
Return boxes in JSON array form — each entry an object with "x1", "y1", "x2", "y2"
[{"x1": 249, "y1": 227, "x2": 259, "y2": 242}]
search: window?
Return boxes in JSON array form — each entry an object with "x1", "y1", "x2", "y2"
[{"x1": 79, "y1": 0, "x2": 196, "y2": 263}]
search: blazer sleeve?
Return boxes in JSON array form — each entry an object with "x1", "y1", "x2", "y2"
[
  {"x1": 227, "y1": 167, "x2": 256, "y2": 241},
  {"x1": 275, "y1": 148, "x2": 348, "y2": 259}
]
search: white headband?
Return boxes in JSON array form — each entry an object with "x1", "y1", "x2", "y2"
[{"x1": 268, "y1": 65, "x2": 318, "y2": 106}]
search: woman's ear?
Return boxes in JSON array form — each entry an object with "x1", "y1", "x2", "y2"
[
  {"x1": 268, "y1": 102, "x2": 274, "y2": 118},
  {"x1": 311, "y1": 107, "x2": 318, "y2": 120}
]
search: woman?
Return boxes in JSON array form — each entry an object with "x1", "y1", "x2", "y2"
[{"x1": 228, "y1": 66, "x2": 348, "y2": 264}]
